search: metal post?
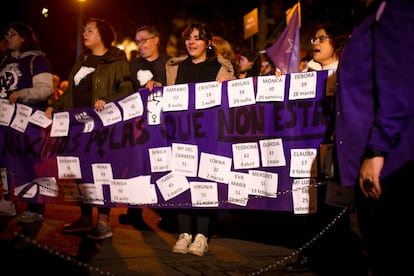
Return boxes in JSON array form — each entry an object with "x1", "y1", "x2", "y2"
[{"x1": 76, "y1": 1, "x2": 85, "y2": 58}]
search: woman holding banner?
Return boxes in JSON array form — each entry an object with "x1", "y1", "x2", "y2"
[
  {"x1": 166, "y1": 22, "x2": 235, "y2": 256},
  {"x1": 45, "y1": 18, "x2": 133, "y2": 240},
  {"x1": 0, "y1": 22, "x2": 53, "y2": 224}
]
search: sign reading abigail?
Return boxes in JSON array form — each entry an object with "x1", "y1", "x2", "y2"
[{"x1": 0, "y1": 71, "x2": 334, "y2": 213}]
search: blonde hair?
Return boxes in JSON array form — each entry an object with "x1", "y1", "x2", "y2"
[{"x1": 212, "y1": 36, "x2": 239, "y2": 76}]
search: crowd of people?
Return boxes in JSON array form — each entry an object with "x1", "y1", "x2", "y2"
[{"x1": 1, "y1": 0, "x2": 413, "y2": 274}]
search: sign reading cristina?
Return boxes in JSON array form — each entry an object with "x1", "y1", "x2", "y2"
[{"x1": 0, "y1": 70, "x2": 335, "y2": 212}]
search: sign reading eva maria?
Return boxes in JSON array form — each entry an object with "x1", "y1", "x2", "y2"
[{"x1": 0, "y1": 70, "x2": 334, "y2": 212}]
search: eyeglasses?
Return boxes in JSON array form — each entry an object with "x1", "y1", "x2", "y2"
[
  {"x1": 136, "y1": 36, "x2": 155, "y2": 45},
  {"x1": 4, "y1": 31, "x2": 16, "y2": 39},
  {"x1": 310, "y1": 35, "x2": 330, "y2": 44}
]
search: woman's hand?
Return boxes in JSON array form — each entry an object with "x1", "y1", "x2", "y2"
[
  {"x1": 94, "y1": 99, "x2": 106, "y2": 111},
  {"x1": 45, "y1": 106, "x2": 53, "y2": 120},
  {"x1": 145, "y1": 80, "x2": 162, "y2": 91},
  {"x1": 8, "y1": 91, "x2": 20, "y2": 104}
]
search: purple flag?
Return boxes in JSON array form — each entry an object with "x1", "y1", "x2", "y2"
[{"x1": 266, "y1": 3, "x2": 300, "y2": 74}]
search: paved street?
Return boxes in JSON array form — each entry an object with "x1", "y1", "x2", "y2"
[{"x1": 0, "y1": 203, "x2": 365, "y2": 275}]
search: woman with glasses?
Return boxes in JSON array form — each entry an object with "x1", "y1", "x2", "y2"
[
  {"x1": 283, "y1": 23, "x2": 365, "y2": 275},
  {"x1": 307, "y1": 24, "x2": 348, "y2": 71},
  {"x1": 166, "y1": 22, "x2": 235, "y2": 257},
  {"x1": 0, "y1": 22, "x2": 53, "y2": 225}
]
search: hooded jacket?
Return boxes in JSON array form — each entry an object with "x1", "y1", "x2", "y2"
[{"x1": 0, "y1": 50, "x2": 53, "y2": 107}]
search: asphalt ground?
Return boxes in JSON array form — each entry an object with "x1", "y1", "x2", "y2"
[{"x1": 0, "y1": 203, "x2": 367, "y2": 275}]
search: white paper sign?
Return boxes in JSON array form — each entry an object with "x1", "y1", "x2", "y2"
[
  {"x1": 232, "y1": 142, "x2": 260, "y2": 170},
  {"x1": 256, "y1": 75, "x2": 286, "y2": 102},
  {"x1": 172, "y1": 143, "x2": 198, "y2": 177},
  {"x1": 110, "y1": 175, "x2": 157, "y2": 205},
  {"x1": 288, "y1": 72, "x2": 317, "y2": 100},
  {"x1": 78, "y1": 183, "x2": 104, "y2": 205},
  {"x1": 29, "y1": 110, "x2": 52, "y2": 128},
  {"x1": 37, "y1": 177, "x2": 59, "y2": 197},
  {"x1": 10, "y1": 103, "x2": 32, "y2": 133},
  {"x1": 0, "y1": 99, "x2": 15, "y2": 126},
  {"x1": 227, "y1": 77, "x2": 256, "y2": 108},
  {"x1": 290, "y1": 148, "x2": 318, "y2": 177},
  {"x1": 156, "y1": 172, "x2": 190, "y2": 201},
  {"x1": 163, "y1": 84, "x2": 189, "y2": 111},
  {"x1": 147, "y1": 91, "x2": 163, "y2": 125},
  {"x1": 57, "y1": 156, "x2": 82, "y2": 179},
  {"x1": 118, "y1": 92, "x2": 143, "y2": 120},
  {"x1": 50, "y1": 111, "x2": 70, "y2": 137},
  {"x1": 228, "y1": 171, "x2": 249, "y2": 206},
  {"x1": 248, "y1": 170, "x2": 278, "y2": 198},
  {"x1": 292, "y1": 178, "x2": 317, "y2": 214},
  {"x1": 149, "y1": 146, "x2": 172, "y2": 172},
  {"x1": 92, "y1": 163, "x2": 113, "y2": 184},
  {"x1": 190, "y1": 181, "x2": 218, "y2": 207},
  {"x1": 198, "y1": 152, "x2": 232, "y2": 184},
  {"x1": 259, "y1": 138, "x2": 286, "y2": 167},
  {"x1": 195, "y1": 81, "x2": 222, "y2": 109},
  {"x1": 95, "y1": 102, "x2": 122, "y2": 126}
]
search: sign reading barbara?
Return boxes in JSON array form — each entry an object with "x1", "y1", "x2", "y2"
[{"x1": 0, "y1": 71, "x2": 335, "y2": 212}]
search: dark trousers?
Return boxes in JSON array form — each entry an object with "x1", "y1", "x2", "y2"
[
  {"x1": 356, "y1": 161, "x2": 414, "y2": 276},
  {"x1": 177, "y1": 209, "x2": 214, "y2": 237}
]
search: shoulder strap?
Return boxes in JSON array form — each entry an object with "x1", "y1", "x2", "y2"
[
  {"x1": 30, "y1": 55, "x2": 36, "y2": 76},
  {"x1": 0, "y1": 55, "x2": 7, "y2": 69}
]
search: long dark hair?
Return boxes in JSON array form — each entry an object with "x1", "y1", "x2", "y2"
[
  {"x1": 8, "y1": 22, "x2": 40, "y2": 52},
  {"x1": 182, "y1": 22, "x2": 216, "y2": 60}
]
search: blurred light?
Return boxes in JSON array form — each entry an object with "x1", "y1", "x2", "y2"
[{"x1": 42, "y1": 7, "x2": 49, "y2": 18}]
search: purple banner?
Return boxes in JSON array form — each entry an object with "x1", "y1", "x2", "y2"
[{"x1": 0, "y1": 71, "x2": 331, "y2": 211}]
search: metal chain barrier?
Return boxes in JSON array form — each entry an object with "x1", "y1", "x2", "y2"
[{"x1": 5, "y1": 170, "x2": 346, "y2": 275}]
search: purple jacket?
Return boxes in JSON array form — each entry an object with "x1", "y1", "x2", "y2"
[{"x1": 335, "y1": 0, "x2": 414, "y2": 187}]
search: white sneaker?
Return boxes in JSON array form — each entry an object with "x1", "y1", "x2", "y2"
[
  {"x1": 188, "y1": 233, "x2": 208, "y2": 256},
  {"x1": 172, "y1": 233, "x2": 192, "y2": 254}
]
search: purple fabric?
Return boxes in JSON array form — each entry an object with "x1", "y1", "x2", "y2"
[
  {"x1": 335, "y1": 0, "x2": 414, "y2": 187},
  {"x1": 265, "y1": 4, "x2": 300, "y2": 74},
  {"x1": 1, "y1": 71, "x2": 332, "y2": 211}
]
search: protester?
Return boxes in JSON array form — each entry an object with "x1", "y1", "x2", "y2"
[
  {"x1": 0, "y1": 22, "x2": 53, "y2": 223},
  {"x1": 166, "y1": 22, "x2": 234, "y2": 256},
  {"x1": 119, "y1": 25, "x2": 171, "y2": 230},
  {"x1": 283, "y1": 23, "x2": 364, "y2": 274},
  {"x1": 45, "y1": 18, "x2": 134, "y2": 239},
  {"x1": 0, "y1": 37, "x2": 17, "y2": 217},
  {"x1": 212, "y1": 35, "x2": 240, "y2": 78},
  {"x1": 237, "y1": 49, "x2": 260, "y2": 78},
  {"x1": 335, "y1": 0, "x2": 414, "y2": 275}
]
